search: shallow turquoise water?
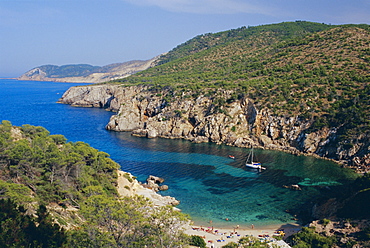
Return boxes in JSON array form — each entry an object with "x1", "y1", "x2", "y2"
[
  {"x1": 109, "y1": 132, "x2": 357, "y2": 228},
  {"x1": 0, "y1": 79, "x2": 357, "y2": 229}
]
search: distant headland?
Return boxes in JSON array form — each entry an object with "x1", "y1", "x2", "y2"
[{"x1": 18, "y1": 56, "x2": 160, "y2": 83}]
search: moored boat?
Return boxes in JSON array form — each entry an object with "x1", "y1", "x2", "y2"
[{"x1": 245, "y1": 148, "x2": 266, "y2": 170}]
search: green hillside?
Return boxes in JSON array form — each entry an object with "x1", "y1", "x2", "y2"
[
  {"x1": 112, "y1": 21, "x2": 370, "y2": 151},
  {"x1": 0, "y1": 121, "x2": 190, "y2": 247},
  {"x1": 156, "y1": 21, "x2": 331, "y2": 65}
]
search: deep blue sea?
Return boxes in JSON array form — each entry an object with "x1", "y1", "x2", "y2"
[{"x1": 0, "y1": 79, "x2": 357, "y2": 229}]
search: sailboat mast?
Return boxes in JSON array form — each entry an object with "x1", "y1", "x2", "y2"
[{"x1": 251, "y1": 148, "x2": 253, "y2": 163}]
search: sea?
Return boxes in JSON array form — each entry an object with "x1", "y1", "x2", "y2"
[{"x1": 0, "y1": 79, "x2": 358, "y2": 229}]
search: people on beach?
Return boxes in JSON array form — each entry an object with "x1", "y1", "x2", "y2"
[{"x1": 251, "y1": 224, "x2": 254, "y2": 229}]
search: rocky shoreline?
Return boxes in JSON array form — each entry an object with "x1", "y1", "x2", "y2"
[
  {"x1": 116, "y1": 171, "x2": 179, "y2": 207},
  {"x1": 57, "y1": 84, "x2": 370, "y2": 170}
]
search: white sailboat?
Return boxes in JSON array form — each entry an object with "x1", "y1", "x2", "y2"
[{"x1": 245, "y1": 148, "x2": 266, "y2": 170}]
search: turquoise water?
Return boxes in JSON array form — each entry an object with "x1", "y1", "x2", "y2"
[
  {"x1": 109, "y1": 133, "x2": 356, "y2": 228},
  {"x1": 0, "y1": 79, "x2": 357, "y2": 229}
]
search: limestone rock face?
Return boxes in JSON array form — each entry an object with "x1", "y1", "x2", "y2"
[{"x1": 58, "y1": 84, "x2": 370, "y2": 167}]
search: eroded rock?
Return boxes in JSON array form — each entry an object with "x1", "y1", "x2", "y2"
[{"x1": 58, "y1": 84, "x2": 370, "y2": 168}]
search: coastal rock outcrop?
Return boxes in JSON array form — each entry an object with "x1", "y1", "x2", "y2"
[
  {"x1": 116, "y1": 171, "x2": 179, "y2": 206},
  {"x1": 58, "y1": 84, "x2": 370, "y2": 168},
  {"x1": 143, "y1": 175, "x2": 169, "y2": 192}
]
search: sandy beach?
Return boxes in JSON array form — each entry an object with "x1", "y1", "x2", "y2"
[{"x1": 184, "y1": 223, "x2": 301, "y2": 248}]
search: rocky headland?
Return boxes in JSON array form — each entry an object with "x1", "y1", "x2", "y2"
[
  {"x1": 18, "y1": 57, "x2": 159, "y2": 83},
  {"x1": 58, "y1": 84, "x2": 370, "y2": 170}
]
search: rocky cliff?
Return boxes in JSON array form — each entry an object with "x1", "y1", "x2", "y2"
[
  {"x1": 58, "y1": 84, "x2": 370, "y2": 169},
  {"x1": 19, "y1": 57, "x2": 159, "y2": 83}
]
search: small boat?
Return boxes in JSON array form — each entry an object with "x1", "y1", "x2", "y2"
[
  {"x1": 228, "y1": 155, "x2": 235, "y2": 159},
  {"x1": 283, "y1": 184, "x2": 301, "y2": 190},
  {"x1": 245, "y1": 148, "x2": 266, "y2": 170}
]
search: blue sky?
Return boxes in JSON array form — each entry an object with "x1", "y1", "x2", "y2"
[{"x1": 1, "y1": 0, "x2": 369, "y2": 77}]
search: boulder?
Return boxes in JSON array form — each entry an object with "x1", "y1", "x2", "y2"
[
  {"x1": 147, "y1": 175, "x2": 165, "y2": 184},
  {"x1": 159, "y1": 185, "x2": 169, "y2": 191},
  {"x1": 143, "y1": 175, "x2": 167, "y2": 192},
  {"x1": 147, "y1": 129, "x2": 158, "y2": 138}
]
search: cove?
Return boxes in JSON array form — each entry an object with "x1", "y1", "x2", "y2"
[{"x1": 0, "y1": 79, "x2": 358, "y2": 229}]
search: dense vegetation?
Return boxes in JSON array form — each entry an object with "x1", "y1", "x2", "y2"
[
  {"x1": 111, "y1": 21, "x2": 370, "y2": 148},
  {"x1": 0, "y1": 121, "x2": 190, "y2": 247},
  {"x1": 0, "y1": 199, "x2": 66, "y2": 247}
]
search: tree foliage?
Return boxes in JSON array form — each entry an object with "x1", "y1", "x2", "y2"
[
  {"x1": 0, "y1": 122, "x2": 119, "y2": 207},
  {"x1": 0, "y1": 121, "x2": 191, "y2": 247},
  {"x1": 0, "y1": 199, "x2": 66, "y2": 248},
  {"x1": 190, "y1": 235, "x2": 206, "y2": 248}
]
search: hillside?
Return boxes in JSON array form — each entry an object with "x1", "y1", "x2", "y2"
[
  {"x1": 18, "y1": 56, "x2": 159, "y2": 83},
  {"x1": 117, "y1": 22, "x2": 369, "y2": 121},
  {"x1": 0, "y1": 121, "x2": 190, "y2": 247},
  {"x1": 155, "y1": 21, "x2": 331, "y2": 65},
  {"x1": 81, "y1": 21, "x2": 368, "y2": 169}
]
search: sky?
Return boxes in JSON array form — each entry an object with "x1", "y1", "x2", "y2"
[{"x1": 1, "y1": 0, "x2": 369, "y2": 77}]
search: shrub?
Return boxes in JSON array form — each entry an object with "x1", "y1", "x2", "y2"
[
  {"x1": 287, "y1": 226, "x2": 336, "y2": 247},
  {"x1": 190, "y1": 235, "x2": 206, "y2": 248},
  {"x1": 321, "y1": 218, "x2": 330, "y2": 226}
]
